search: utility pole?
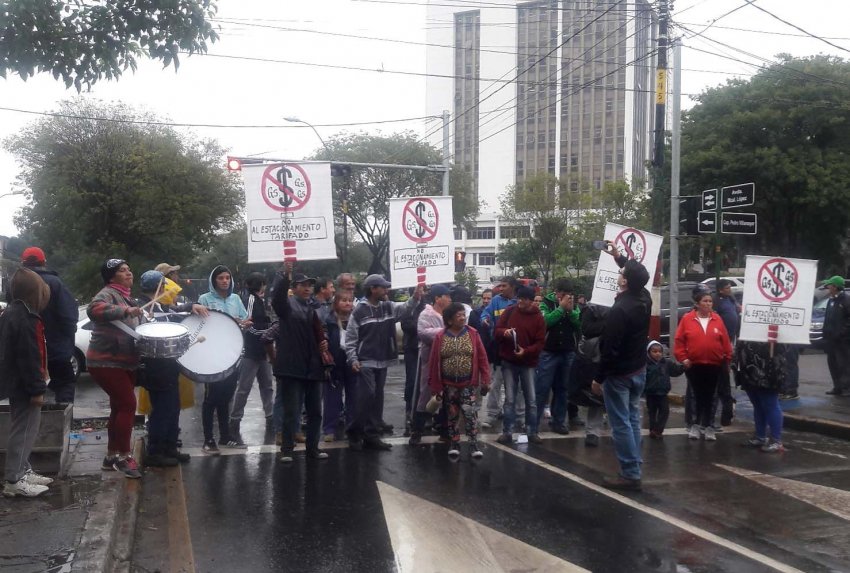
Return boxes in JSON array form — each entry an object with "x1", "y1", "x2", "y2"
[
  {"x1": 652, "y1": 0, "x2": 670, "y2": 167},
  {"x1": 669, "y1": 38, "x2": 682, "y2": 352},
  {"x1": 442, "y1": 110, "x2": 450, "y2": 196}
]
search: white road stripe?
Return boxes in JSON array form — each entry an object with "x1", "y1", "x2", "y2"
[
  {"x1": 715, "y1": 463, "x2": 850, "y2": 522},
  {"x1": 491, "y1": 443, "x2": 805, "y2": 573},
  {"x1": 801, "y1": 447, "x2": 848, "y2": 460}
]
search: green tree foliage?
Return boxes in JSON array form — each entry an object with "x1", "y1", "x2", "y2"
[
  {"x1": 5, "y1": 99, "x2": 242, "y2": 297},
  {"x1": 681, "y1": 55, "x2": 850, "y2": 272},
  {"x1": 312, "y1": 132, "x2": 479, "y2": 275},
  {"x1": 454, "y1": 269, "x2": 479, "y2": 294},
  {"x1": 0, "y1": 0, "x2": 218, "y2": 90}
]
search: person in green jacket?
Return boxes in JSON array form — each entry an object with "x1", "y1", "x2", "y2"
[{"x1": 533, "y1": 278, "x2": 581, "y2": 435}]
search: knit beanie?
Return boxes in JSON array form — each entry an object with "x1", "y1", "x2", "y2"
[{"x1": 101, "y1": 258, "x2": 127, "y2": 284}]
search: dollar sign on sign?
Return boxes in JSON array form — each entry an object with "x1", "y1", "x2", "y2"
[
  {"x1": 770, "y1": 262, "x2": 785, "y2": 297},
  {"x1": 276, "y1": 167, "x2": 294, "y2": 208},
  {"x1": 414, "y1": 202, "x2": 427, "y2": 238}
]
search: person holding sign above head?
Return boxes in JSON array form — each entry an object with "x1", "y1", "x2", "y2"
[
  {"x1": 734, "y1": 340, "x2": 788, "y2": 453},
  {"x1": 674, "y1": 288, "x2": 733, "y2": 442},
  {"x1": 345, "y1": 275, "x2": 423, "y2": 452},
  {"x1": 820, "y1": 276, "x2": 850, "y2": 397},
  {"x1": 590, "y1": 244, "x2": 651, "y2": 491}
]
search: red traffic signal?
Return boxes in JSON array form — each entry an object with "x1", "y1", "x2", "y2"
[{"x1": 226, "y1": 157, "x2": 242, "y2": 172}]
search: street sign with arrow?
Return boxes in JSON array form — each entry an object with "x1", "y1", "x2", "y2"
[
  {"x1": 702, "y1": 188, "x2": 718, "y2": 211},
  {"x1": 698, "y1": 210, "x2": 717, "y2": 234}
]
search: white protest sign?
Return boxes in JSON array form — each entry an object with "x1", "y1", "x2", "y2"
[
  {"x1": 388, "y1": 196, "x2": 454, "y2": 289},
  {"x1": 739, "y1": 255, "x2": 817, "y2": 345},
  {"x1": 590, "y1": 223, "x2": 663, "y2": 308},
  {"x1": 241, "y1": 162, "x2": 337, "y2": 263}
]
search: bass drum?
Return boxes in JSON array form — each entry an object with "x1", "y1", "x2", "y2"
[{"x1": 177, "y1": 309, "x2": 244, "y2": 383}]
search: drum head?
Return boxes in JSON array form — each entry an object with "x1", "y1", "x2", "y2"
[
  {"x1": 177, "y1": 309, "x2": 244, "y2": 382},
  {"x1": 136, "y1": 322, "x2": 189, "y2": 338}
]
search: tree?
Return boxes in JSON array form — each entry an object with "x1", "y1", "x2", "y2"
[
  {"x1": 312, "y1": 132, "x2": 479, "y2": 275},
  {"x1": 499, "y1": 173, "x2": 593, "y2": 286},
  {"x1": 681, "y1": 55, "x2": 850, "y2": 273},
  {"x1": 1, "y1": 0, "x2": 218, "y2": 91},
  {"x1": 5, "y1": 98, "x2": 243, "y2": 297}
]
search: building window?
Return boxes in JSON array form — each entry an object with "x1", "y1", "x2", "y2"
[
  {"x1": 454, "y1": 228, "x2": 463, "y2": 240},
  {"x1": 501, "y1": 225, "x2": 530, "y2": 239},
  {"x1": 477, "y1": 253, "x2": 497, "y2": 266},
  {"x1": 468, "y1": 227, "x2": 496, "y2": 240}
]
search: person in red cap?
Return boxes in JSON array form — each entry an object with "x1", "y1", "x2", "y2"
[{"x1": 20, "y1": 247, "x2": 79, "y2": 403}]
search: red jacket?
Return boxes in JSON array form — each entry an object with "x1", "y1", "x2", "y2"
[
  {"x1": 427, "y1": 326, "x2": 491, "y2": 394},
  {"x1": 673, "y1": 310, "x2": 733, "y2": 365},
  {"x1": 495, "y1": 304, "x2": 546, "y2": 367}
]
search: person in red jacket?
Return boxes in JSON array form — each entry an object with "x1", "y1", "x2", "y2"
[
  {"x1": 428, "y1": 303, "x2": 491, "y2": 459},
  {"x1": 494, "y1": 285, "x2": 545, "y2": 445},
  {"x1": 674, "y1": 290, "x2": 733, "y2": 441}
]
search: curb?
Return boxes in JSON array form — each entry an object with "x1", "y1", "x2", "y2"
[
  {"x1": 73, "y1": 436, "x2": 144, "y2": 573},
  {"x1": 669, "y1": 392, "x2": 850, "y2": 441}
]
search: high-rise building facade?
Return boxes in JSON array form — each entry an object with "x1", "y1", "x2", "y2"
[{"x1": 426, "y1": 0, "x2": 658, "y2": 211}]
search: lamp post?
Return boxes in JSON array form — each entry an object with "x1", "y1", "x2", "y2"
[{"x1": 0, "y1": 190, "x2": 24, "y2": 199}]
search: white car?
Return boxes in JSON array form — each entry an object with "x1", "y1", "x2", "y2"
[
  {"x1": 72, "y1": 307, "x2": 94, "y2": 379},
  {"x1": 700, "y1": 276, "x2": 745, "y2": 296}
]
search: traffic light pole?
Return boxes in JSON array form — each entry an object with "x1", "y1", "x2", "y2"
[{"x1": 669, "y1": 39, "x2": 682, "y2": 352}]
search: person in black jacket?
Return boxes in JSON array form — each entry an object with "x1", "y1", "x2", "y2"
[
  {"x1": 322, "y1": 292, "x2": 357, "y2": 441},
  {"x1": 1, "y1": 268, "x2": 52, "y2": 497},
  {"x1": 20, "y1": 247, "x2": 79, "y2": 403},
  {"x1": 229, "y1": 272, "x2": 275, "y2": 445},
  {"x1": 820, "y1": 276, "x2": 850, "y2": 396},
  {"x1": 269, "y1": 264, "x2": 330, "y2": 463},
  {"x1": 591, "y1": 244, "x2": 651, "y2": 491}
]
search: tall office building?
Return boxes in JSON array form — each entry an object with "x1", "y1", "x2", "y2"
[{"x1": 426, "y1": 0, "x2": 658, "y2": 211}]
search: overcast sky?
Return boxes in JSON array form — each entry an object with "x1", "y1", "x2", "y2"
[{"x1": 1, "y1": 0, "x2": 849, "y2": 237}]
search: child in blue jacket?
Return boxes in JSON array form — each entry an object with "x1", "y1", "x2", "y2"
[{"x1": 645, "y1": 340, "x2": 684, "y2": 439}]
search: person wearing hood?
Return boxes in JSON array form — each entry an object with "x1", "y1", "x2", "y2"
[
  {"x1": 0, "y1": 268, "x2": 54, "y2": 497},
  {"x1": 591, "y1": 244, "x2": 652, "y2": 491},
  {"x1": 197, "y1": 265, "x2": 250, "y2": 455},
  {"x1": 644, "y1": 340, "x2": 684, "y2": 439},
  {"x1": 86, "y1": 259, "x2": 145, "y2": 479},
  {"x1": 494, "y1": 285, "x2": 546, "y2": 445},
  {"x1": 18, "y1": 247, "x2": 79, "y2": 403}
]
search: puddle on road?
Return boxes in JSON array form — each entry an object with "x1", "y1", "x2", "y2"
[{"x1": 41, "y1": 475, "x2": 101, "y2": 510}]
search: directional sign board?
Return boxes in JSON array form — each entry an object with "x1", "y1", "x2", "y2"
[
  {"x1": 389, "y1": 196, "x2": 454, "y2": 289},
  {"x1": 721, "y1": 212, "x2": 757, "y2": 235},
  {"x1": 698, "y1": 210, "x2": 717, "y2": 234},
  {"x1": 591, "y1": 223, "x2": 662, "y2": 308},
  {"x1": 721, "y1": 182, "x2": 755, "y2": 209},
  {"x1": 739, "y1": 255, "x2": 817, "y2": 344},
  {"x1": 702, "y1": 189, "x2": 718, "y2": 210},
  {"x1": 242, "y1": 162, "x2": 336, "y2": 263}
]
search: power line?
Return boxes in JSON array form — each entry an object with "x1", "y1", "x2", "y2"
[
  {"x1": 688, "y1": 0, "x2": 750, "y2": 38},
  {"x1": 741, "y1": 0, "x2": 850, "y2": 55},
  {"x1": 352, "y1": 0, "x2": 654, "y2": 11},
  {"x1": 674, "y1": 21, "x2": 850, "y2": 41}
]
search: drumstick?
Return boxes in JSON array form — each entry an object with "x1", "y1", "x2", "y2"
[
  {"x1": 188, "y1": 335, "x2": 206, "y2": 348},
  {"x1": 146, "y1": 277, "x2": 165, "y2": 319},
  {"x1": 139, "y1": 290, "x2": 169, "y2": 313}
]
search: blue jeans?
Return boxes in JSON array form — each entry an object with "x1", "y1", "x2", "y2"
[
  {"x1": 534, "y1": 350, "x2": 574, "y2": 432},
  {"x1": 745, "y1": 388, "x2": 782, "y2": 441},
  {"x1": 502, "y1": 363, "x2": 537, "y2": 435},
  {"x1": 602, "y1": 369, "x2": 646, "y2": 480}
]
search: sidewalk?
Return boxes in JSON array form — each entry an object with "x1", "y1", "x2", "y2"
[{"x1": 669, "y1": 351, "x2": 850, "y2": 440}]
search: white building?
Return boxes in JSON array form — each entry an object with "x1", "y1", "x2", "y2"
[{"x1": 429, "y1": 1, "x2": 658, "y2": 283}]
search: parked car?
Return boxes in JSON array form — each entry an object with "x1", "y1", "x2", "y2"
[
  {"x1": 72, "y1": 309, "x2": 94, "y2": 379},
  {"x1": 700, "y1": 276, "x2": 745, "y2": 296},
  {"x1": 809, "y1": 296, "x2": 828, "y2": 349}
]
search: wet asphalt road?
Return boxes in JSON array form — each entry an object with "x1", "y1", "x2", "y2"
[{"x1": 130, "y1": 363, "x2": 850, "y2": 573}]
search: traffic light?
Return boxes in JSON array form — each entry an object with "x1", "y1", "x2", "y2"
[
  {"x1": 226, "y1": 156, "x2": 242, "y2": 172},
  {"x1": 679, "y1": 196, "x2": 700, "y2": 236},
  {"x1": 330, "y1": 164, "x2": 352, "y2": 177},
  {"x1": 455, "y1": 251, "x2": 466, "y2": 273}
]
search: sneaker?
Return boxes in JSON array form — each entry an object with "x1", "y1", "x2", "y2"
[
  {"x1": 687, "y1": 425, "x2": 701, "y2": 440},
  {"x1": 496, "y1": 433, "x2": 513, "y2": 445},
  {"x1": 743, "y1": 436, "x2": 767, "y2": 447},
  {"x1": 448, "y1": 446, "x2": 461, "y2": 458},
  {"x1": 549, "y1": 424, "x2": 570, "y2": 435},
  {"x1": 602, "y1": 475, "x2": 642, "y2": 491},
  {"x1": 306, "y1": 449, "x2": 329, "y2": 460},
  {"x1": 469, "y1": 443, "x2": 484, "y2": 459},
  {"x1": 165, "y1": 449, "x2": 191, "y2": 463},
  {"x1": 528, "y1": 434, "x2": 543, "y2": 444},
  {"x1": 113, "y1": 456, "x2": 142, "y2": 479},
  {"x1": 779, "y1": 393, "x2": 799, "y2": 401},
  {"x1": 24, "y1": 469, "x2": 54, "y2": 486},
  {"x1": 221, "y1": 439, "x2": 248, "y2": 450},
  {"x1": 408, "y1": 432, "x2": 422, "y2": 446},
  {"x1": 364, "y1": 438, "x2": 393, "y2": 451},
  {"x1": 761, "y1": 441, "x2": 786, "y2": 453},
  {"x1": 102, "y1": 455, "x2": 117, "y2": 471},
  {"x1": 202, "y1": 440, "x2": 221, "y2": 456},
  {"x1": 704, "y1": 426, "x2": 717, "y2": 441},
  {"x1": 584, "y1": 433, "x2": 599, "y2": 448},
  {"x1": 144, "y1": 453, "x2": 179, "y2": 467},
  {"x1": 278, "y1": 451, "x2": 294, "y2": 464},
  {"x1": 480, "y1": 420, "x2": 493, "y2": 430},
  {"x1": 3, "y1": 478, "x2": 48, "y2": 498}
]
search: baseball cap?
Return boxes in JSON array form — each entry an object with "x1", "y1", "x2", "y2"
[
  {"x1": 363, "y1": 274, "x2": 392, "y2": 288},
  {"x1": 429, "y1": 284, "x2": 451, "y2": 297},
  {"x1": 820, "y1": 275, "x2": 845, "y2": 290},
  {"x1": 21, "y1": 247, "x2": 46, "y2": 266},
  {"x1": 155, "y1": 263, "x2": 181, "y2": 275},
  {"x1": 292, "y1": 273, "x2": 316, "y2": 285},
  {"x1": 140, "y1": 270, "x2": 165, "y2": 292}
]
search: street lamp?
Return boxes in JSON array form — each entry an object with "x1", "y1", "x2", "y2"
[
  {"x1": 283, "y1": 116, "x2": 329, "y2": 152},
  {"x1": 0, "y1": 190, "x2": 25, "y2": 199}
]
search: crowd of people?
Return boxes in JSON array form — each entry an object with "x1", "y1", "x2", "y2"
[{"x1": 4, "y1": 242, "x2": 849, "y2": 497}]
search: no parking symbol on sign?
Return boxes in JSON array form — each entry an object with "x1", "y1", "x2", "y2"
[{"x1": 389, "y1": 196, "x2": 454, "y2": 289}]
